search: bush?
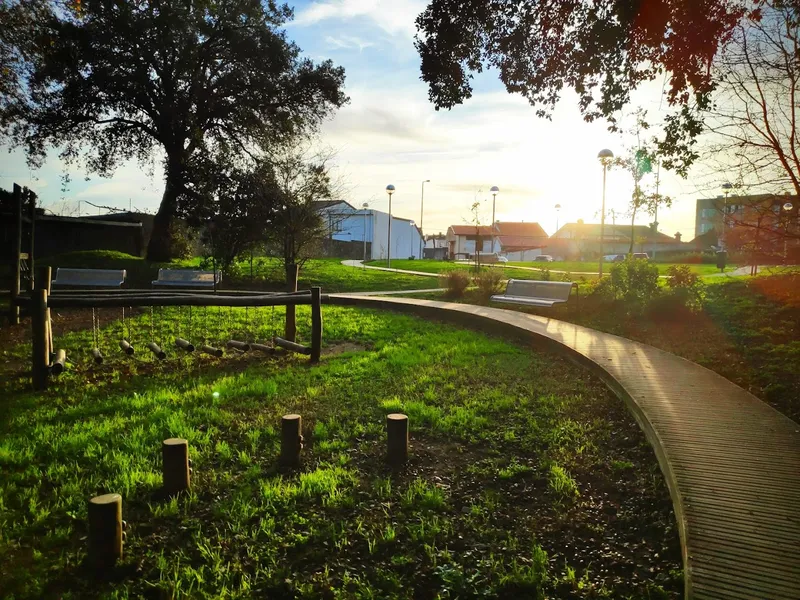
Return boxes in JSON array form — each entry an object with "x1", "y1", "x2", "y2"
[
  {"x1": 664, "y1": 264, "x2": 705, "y2": 312},
  {"x1": 592, "y1": 256, "x2": 660, "y2": 313},
  {"x1": 440, "y1": 269, "x2": 470, "y2": 298},
  {"x1": 538, "y1": 266, "x2": 551, "y2": 281},
  {"x1": 474, "y1": 268, "x2": 505, "y2": 301}
]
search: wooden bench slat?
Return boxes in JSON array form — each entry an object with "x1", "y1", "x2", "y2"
[
  {"x1": 152, "y1": 269, "x2": 221, "y2": 288},
  {"x1": 51, "y1": 268, "x2": 127, "y2": 288}
]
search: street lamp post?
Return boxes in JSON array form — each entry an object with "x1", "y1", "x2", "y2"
[
  {"x1": 386, "y1": 184, "x2": 395, "y2": 267},
  {"x1": 362, "y1": 202, "x2": 369, "y2": 267},
  {"x1": 597, "y1": 149, "x2": 614, "y2": 276},
  {"x1": 783, "y1": 201, "x2": 795, "y2": 263},
  {"x1": 419, "y1": 180, "x2": 430, "y2": 259},
  {"x1": 721, "y1": 182, "x2": 733, "y2": 250},
  {"x1": 490, "y1": 186, "x2": 499, "y2": 253},
  {"x1": 554, "y1": 203, "x2": 561, "y2": 233}
]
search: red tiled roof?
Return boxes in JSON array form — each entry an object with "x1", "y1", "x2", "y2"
[
  {"x1": 495, "y1": 222, "x2": 547, "y2": 238},
  {"x1": 448, "y1": 225, "x2": 495, "y2": 236},
  {"x1": 497, "y1": 235, "x2": 545, "y2": 251}
]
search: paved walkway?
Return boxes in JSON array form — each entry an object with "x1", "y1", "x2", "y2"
[
  {"x1": 327, "y1": 294, "x2": 800, "y2": 599},
  {"x1": 341, "y1": 260, "x2": 439, "y2": 278}
]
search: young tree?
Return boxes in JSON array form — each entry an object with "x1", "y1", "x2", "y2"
[
  {"x1": 262, "y1": 140, "x2": 341, "y2": 288},
  {"x1": 3, "y1": 1, "x2": 347, "y2": 260},
  {"x1": 415, "y1": 0, "x2": 745, "y2": 173}
]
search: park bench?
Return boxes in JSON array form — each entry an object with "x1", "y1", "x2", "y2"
[
  {"x1": 152, "y1": 269, "x2": 221, "y2": 289},
  {"x1": 490, "y1": 279, "x2": 577, "y2": 308},
  {"x1": 51, "y1": 268, "x2": 127, "y2": 288}
]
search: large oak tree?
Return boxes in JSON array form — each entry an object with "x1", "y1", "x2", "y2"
[{"x1": 3, "y1": 0, "x2": 347, "y2": 260}]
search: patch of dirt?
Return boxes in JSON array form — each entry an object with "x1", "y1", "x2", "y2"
[{"x1": 323, "y1": 341, "x2": 369, "y2": 356}]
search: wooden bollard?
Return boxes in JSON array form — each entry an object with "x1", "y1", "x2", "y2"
[
  {"x1": 119, "y1": 339, "x2": 135, "y2": 355},
  {"x1": 227, "y1": 340, "x2": 250, "y2": 352},
  {"x1": 280, "y1": 414, "x2": 303, "y2": 467},
  {"x1": 386, "y1": 413, "x2": 409, "y2": 465},
  {"x1": 50, "y1": 349, "x2": 67, "y2": 375},
  {"x1": 162, "y1": 438, "x2": 191, "y2": 496},
  {"x1": 199, "y1": 344, "x2": 223, "y2": 358},
  {"x1": 92, "y1": 348, "x2": 104, "y2": 365},
  {"x1": 174, "y1": 338, "x2": 195, "y2": 352},
  {"x1": 88, "y1": 493, "x2": 123, "y2": 569},
  {"x1": 146, "y1": 342, "x2": 166, "y2": 360}
]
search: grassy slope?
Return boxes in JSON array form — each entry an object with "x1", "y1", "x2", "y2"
[
  {"x1": 36, "y1": 252, "x2": 439, "y2": 293},
  {"x1": 371, "y1": 259, "x2": 576, "y2": 280},
  {"x1": 410, "y1": 274, "x2": 799, "y2": 423},
  {"x1": 0, "y1": 308, "x2": 680, "y2": 599}
]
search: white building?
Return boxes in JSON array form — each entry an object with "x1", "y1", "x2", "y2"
[{"x1": 316, "y1": 200, "x2": 423, "y2": 260}]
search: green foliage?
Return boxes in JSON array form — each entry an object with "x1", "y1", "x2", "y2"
[
  {"x1": 415, "y1": 0, "x2": 744, "y2": 173},
  {"x1": 473, "y1": 267, "x2": 504, "y2": 300},
  {"x1": 592, "y1": 256, "x2": 661, "y2": 311},
  {"x1": 440, "y1": 268, "x2": 471, "y2": 298}
]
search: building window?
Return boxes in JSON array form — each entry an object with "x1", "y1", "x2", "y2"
[
  {"x1": 701, "y1": 208, "x2": 717, "y2": 218},
  {"x1": 329, "y1": 215, "x2": 343, "y2": 233}
]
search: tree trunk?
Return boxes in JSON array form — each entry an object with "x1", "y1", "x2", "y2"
[
  {"x1": 146, "y1": 157, "x2": 183, "y2": 261},
  {"x1": 629, "y1": 210, "x2": 636, "y2": 255}
]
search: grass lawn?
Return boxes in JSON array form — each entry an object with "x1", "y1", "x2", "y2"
[
  {"x1": 409, "y1": 273, "x2": 800, "y2": 424},
  {"x1": 505, "y1": 261, "x2": 734, "y2": 276},
  {"x1": 0, "y1": 307, "x2": 681, "y2": 598},
  {"x1": 30, "y1": 252, "x2": 440, "y2": 293},
  {"x1": 369, "y1": 259, "x2": 578, "y2": 281}
]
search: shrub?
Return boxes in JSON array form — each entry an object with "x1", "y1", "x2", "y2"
[
  {"x1": 538, "y1": 266, "x2": 551, "y2": 281},
  {"x1": 660, "y1": 264, "x2": 705, "y2": 314},
  {"x1": 592, "y1": 256, "x2": 660, "y2": 313},
  {"x1": 474, "y1": 268, "x2": 505, "y2": 301},
  {"x1": 440, "y1": 269, "x2": 470, "y2": 298}
]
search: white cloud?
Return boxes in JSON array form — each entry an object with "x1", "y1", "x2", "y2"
[
  {"x1": 291, "y1": 0, "x2": 425, "y2": 38},
  {"x1": 325, "y1": 35, "x2": 375, "y2": 52}
]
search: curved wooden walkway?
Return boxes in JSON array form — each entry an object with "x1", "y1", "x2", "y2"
[{"x1": 328, "y1": 294, "x2": 800, "y2": 599}]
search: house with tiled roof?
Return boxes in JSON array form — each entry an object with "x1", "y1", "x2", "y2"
[{"x1": 445, "y1": 221, "x2": 548, "y2": 260}]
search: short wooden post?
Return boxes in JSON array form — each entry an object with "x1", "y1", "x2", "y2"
[
  {"x1": 386, "y1": 413, "x2": 409, "y2": 465},
  {"x1": 310, "y1": 286, "x2": 322, "y2": 363},
  {"x1": 92, "y1": 348, "x2": 104, "y2": 364},
  {"x1": 31, "y1": 288, "x2": 49, "y2": 390},
  {"x1": 50, "y1": 349, "x2": 67, "y2": 375},
  {"x1": 280, "y1": 414, "x2": 303, "y2": 467},
  {"x1": 162, "y1": 438, "x2": 191, "y2": 495},
  {"x1": 119, "y1": 339, "x2": 135, "y2": 355},
  {"x1": 88, "y1": 493, "x2": 123, "y2": 569},
  {"x1": 285, "y1": 263, "x2": 299, "y2": 342},
  {"x1": 9, "y1": 184, "x2": 22, "y2": 325}
]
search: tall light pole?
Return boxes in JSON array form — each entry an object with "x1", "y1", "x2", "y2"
[
  {"x1": 721, "y1": 182, "x2": 733, "y2": 250},
  {"x1": 419, "y1": 180, "x2": 430, "y2": 259},
  {"x1": 386, "y1": 184, "x2": 395, "y2": 267},
  {"x1": 783, "y1": 201, "x2": 795, "y2": 263},
  {"x1": 490, "y1": 186, "x2": 499, "y2": 253},
  {"x1": 362, "y1": 202, "x2": 369, "y2": 267},
  {"x1": 598, "y1": 149, "x2": 614, "y2": 276},
  {"x1": 554, "y1": 203, "x2": 561, "y2": 233}
]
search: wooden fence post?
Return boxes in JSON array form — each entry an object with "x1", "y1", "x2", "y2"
[
  {"x1": 27, "y1": 190, "x2": 36, "y2": 293},
  {"x1": 38, "y1": 267, "x2": 52, "y2": 358},
  {"x1": 9, "y1": 184, "x2": 22, "y2": 325},
  {"x1": 285, "y1": 264, "x2": 299, "y2": 342},
  {"x1": 310, "y1": 287, "x2": 322, "y2": 363},
  {"x1": 280, "y1": 414, "x2": 303, "y2": 467},
  {"x1": 386, "y1": 413, "x2": 409, "y2": 465},
  {"x1": 88, "y1": 493, "x2": 123, "y2": 569},
  {"x1": 31, "y1": 288, "x2": 49, "y2": 391},
  {"x1": 162, "y1": 438, "x2": 191, "y2": 495}
]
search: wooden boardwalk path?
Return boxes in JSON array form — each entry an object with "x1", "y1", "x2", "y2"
[{"x1": 328, "y1": 295, "x2": 800, "y2": 599}]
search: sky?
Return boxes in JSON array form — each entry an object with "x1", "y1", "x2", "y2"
[{"x1": 0, "y1": 0, "x2": 714, "y2": 240}]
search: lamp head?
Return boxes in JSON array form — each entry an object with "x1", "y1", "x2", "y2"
[
  {"x1": 490, "y1": 186, "x2": 499, "y2": 193},
  {"x1": 555, "y1": 203, "x2": 561, "y2": 210},
  {"x1": 597, "y1": 148, "x2": 614, "y2": 162},
  {"x1": 722, "y1": 182, "x2": 733, "y2": 191},
  {"x1": 362, "y1": 202, "x2": 369, "y2": 209},
  {"x1": 784, "y1": 202, "x2": 794, "y2": 211},
  {"x1": 386, "y1": 184, "x2": 395, "y2": 195}
]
